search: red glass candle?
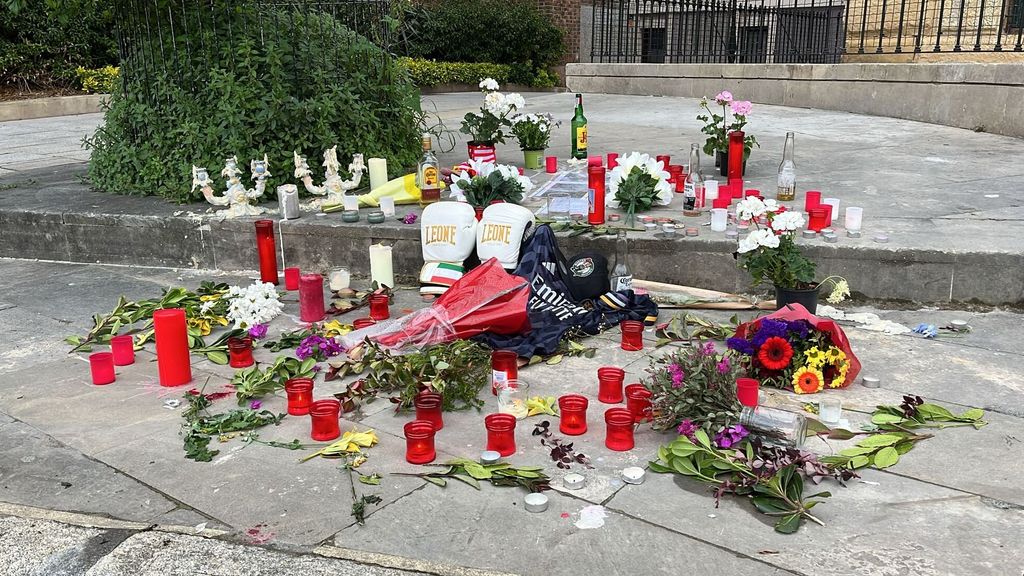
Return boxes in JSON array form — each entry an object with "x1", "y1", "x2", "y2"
[
  {"x1": 712, "y1": 196, "x2": 731, "y2": 210},
  {"x1": 89, "y1": 352, "x2": 115, "y2": 385},
  {"x1": 558, "y1": 394, "x2": 588, "y2": 436},
  {"x1": 405, "y1": 420, "x2": 437, "y2": 464},
  {"x1": 309, "y1": 399, "x2": 341, "y2": 441},
  {"x1": 736, "y1": 377, "x2": 760, "y2": 408},
  {"x1": 545, "y1": 156, "x2": 557, "y2": 173},
  {"x1": 745, "y1": 189, "x2": 761, "y2": 199},
  {"x1": 625, "y1": 383, "x2": 653, "y2": 423},
  {"x1": 620, "y1": 320, "x2": 644, "y2": 351},
  {"x1": 605, "y1": 407, "x2": 635, "y2": 451},
  {"x1": 284, "y1": 267, "x2": 301, "y2": 291},
  {"x1": 674, "y1": 176, "x2": 685, "y2": 194},
  {"x1": 729, "y1": 178, "x2": 744, "y2": 199},
  {"x1": 656, "y1": 154, "x2": 671, "y2": 169},
  {"x1": 298, "y1": 273, "x2": 326, "y2": 323},
  {"x1": 153, "y1": 308, "x2": 191, "y2": 387},
  {"x1": 588, "y1": 166, "x2": 606, "y2": 225},
  {"x1": 667, "y1": 164, "x2": 683, "y2": 183},
  {"x1": 821, "y1": 204, "x2": 833, "y2": 227},
  {"x1": 805, "y1": 190, "x2": 822, "y2": 212},
  {"x1": 808, "y1": 207, "x2": 829, "y2": 232},
  {"x1": 607, "y1": 153, "x2": 619, "y2": 169},
  {"x1": 285, "y1": 377, "x2": 314, "y2": 416},
  {"x1": 369, "y1": 294, "x2": 391, "y2": 321},
  {"x1": 254, "y1": 219, "x2": 278, "y2": 285},
  {"x1": 353, "y1": 317, "x2": 376, "y2": 330},
  {"x1": 485, "y1": 413, "x2": 517, "y2": 457},
  {"x1": 414, "y1": 391, "x2": 444, "y2": 431},
  {"x1": 588, "y1": 155, "x2": 602, "y2": 167},
  {"x1": 597, "y1": 366, "x2": 625, "y2": 404},
  {"x1": 727, "y1": 131, "x2": 745, "y2": 181},
  {"x1": 227, "y1": 336, "x2": 254, "y2": 368},
  {"x1": 109, "y1": 334, "x2": 135, "y2": 366},
  {"x1": 491, "y1": 349, "x2": 519, "y2": 395}
]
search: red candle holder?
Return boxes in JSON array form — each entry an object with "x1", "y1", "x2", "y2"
[
  {"x1": 625, "y1": 383, "x2": 653, "y2": 423},
  {"x1": 153, "y1": 308, "x2": 192, "y2": 387},
  {"x1": 404, "y1": 420, "x2": 437, "y2": 464},
  {"x1": 558, "y1": 394, "x2": 588, "y2": 435},
  {"x1": 369, "y1": 294, "x2": 391, "y2": 321},
  {"x1": 736, "y1": 377, "x2": 760, "y2": 408},
  {"x1": 491, "y1": 350, "x2": 519, "y2": 395},
  {"x1": 597, "y1": 366, "x2": 625, "y2": 404},
  {"x1": 607, "y1": 153, "x2": 619, "y2": 169},
  {"x1": 227, "y1": 336, "x2": 254, "y2": 368},
  {"x1": 667, "y1": 164, "x2": 683, "y2": 184},
  {"x1": 674, "y1": 176, "x2": 685, "y2": 194},
  {"x1": 729, "y1": 178, "x2": 744, "y2": 199},
  {"x1": 805, "y1": 190, "x2": 822, "y2": 212},
  {"x1": 821, "y1": 204, "x2": 833, "y2": 227},
  {"x1": 485, "y1": 413, "x2": 517, "y2": 457},
  {"x1": 588, "y1": 165, "x2": 606, "y2": 225},
  {"x1": 605, "y1": 407, "x2": 636, "y2": 451},
  {"x1": 284, "y1": 267, "x2": 301, "y2": 291},
  {"x1": 545, "y1": 156, "x2": 558, "y2": 173},
  {"x1": 656, "y1": 154, "x2": 671, "y2": 169},
  {"x1": 298, "y1": 273, "x2": 326, "y2": 323},
  {"x1": 588, "y1": 155, "x2": 603, "y2": 167},
  {"x1": 254, "y1": 219, "x2": 278, "y2": 285},
  {"x1": 414, "y1": 390, "x2": 444, "y2": 431},
  {"x1": 727, "y1": 131, "x2": 745, "y2": 180},
  {"x1": 744, "y1": 189, "x2": 762, "y2": 199},
  {"x1": 109, "y1": 334, "x2": 135, "y2": 366},
  {"x1": 808, "y1": 207, "x2": 829, "y2": 232},
  {"x1": 620, "y1": 320, "x2": 644, "y2": 351},
  {"x1": 353, "y1": 317, "x2": 376, "y2": 330},
  {"x1": 89, "y1": 352, "x2": 115, "y2": 385},
  {"x1": 285, "y1": 377, "x2": 314, "y2": 415},
  {"x1": 309, "y1": 399, "x2": 341, "y2": 441},
  {"x1": 712, "y1": 196, "x2": 731, "y2": 210}
]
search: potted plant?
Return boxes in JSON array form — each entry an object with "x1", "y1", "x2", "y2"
[
  {"x1": 510, "y1": 113, "x2": 558, "y2": 170},
  {"x1": 448, "y1": 160, "x2": 533, "y2": 219},
  {"x1": 733, "y1": 196, "x2": 849, "y2": 312},
  {"x1": 696, "y1": 91, "x2": 759, "y2": 176},
  {"x1": 460, "y1": 78, "x2": 525, "y2": 163},
  {"x1": 606, "y1": 152, "x2": 673, "y2": 227}
]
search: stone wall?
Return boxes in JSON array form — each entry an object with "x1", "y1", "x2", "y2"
[{"x1": 530, "y1": 0, "x2": 583, "y2": 68}]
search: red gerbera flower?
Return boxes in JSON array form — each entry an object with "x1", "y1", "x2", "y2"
[{"x1": 757, "y1": 337, "x2": 794, "y2": 371}]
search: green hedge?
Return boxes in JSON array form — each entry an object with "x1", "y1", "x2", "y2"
[
  {"x1": 75, "y1": 65, "x2": 117, "y2": 93},
  {"x1": 400, "y1": 58, "x2": 510, "y2": 87}
]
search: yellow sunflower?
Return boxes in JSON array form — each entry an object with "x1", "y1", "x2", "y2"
[
  {"x1": 792, "y1": 366, "x2": 825, "y2": 394},
  {"x1": 825, "y1": 347, "x2": 846, "y2": 363},
  {"x1": 803, "y1": 347, "x2": 826, "y2": 368}
]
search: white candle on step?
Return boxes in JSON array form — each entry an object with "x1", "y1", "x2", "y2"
[
  {"x1": 368, "y1": 158, "x2": 388, "y2": 192},
  {"x1": 369, "y1": 243, "x2": 394, "y2": 289}
]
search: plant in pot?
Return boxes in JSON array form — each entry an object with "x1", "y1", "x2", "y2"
[
  {"x1": 448, "y1": 160, "x2": 533, "y2": 219},
  {"x1": 696, "y1": 91, "x2": 759, "y2": 176},
  {"x1": 606, "y1": 152, "x2": 673, "y2": 227},
  {"x1": 510, "y1": 113, "x2": 558, "y2": 170},
  {"x1": 459, "y1": 78, "x2": 525, "y2": 163},
  {"x1": 733, "y1": 197, "x2": 849, "y2": 312}
]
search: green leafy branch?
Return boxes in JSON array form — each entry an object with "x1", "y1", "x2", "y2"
[
  {"x1": 394, "y1": 458, "x2": 550, "y2": 492},
  {"x1": 181, "y1": 392, "x2": 286, "y2": 462},
  {"x1": 233, "y1": 356, "x2": 318, "y2": 405},
  {"x1": 655, "y1": 313, "x2": 740, "y2": 347}
]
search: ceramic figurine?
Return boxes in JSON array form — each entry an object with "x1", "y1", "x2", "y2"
[
  {"x1": 294, "y1": 146, "x2": 365, "y2": 206},
  {"x1": 199, "y1": 155, "x2": 270, "y2": 218}
]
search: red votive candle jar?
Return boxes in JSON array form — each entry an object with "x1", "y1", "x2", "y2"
[
  {"x1": 309, "y1": 399, "x2": 341, "y2": 441},
  {"x1": 597, "y1": 366, "x2": 625, "y2": 404},
  {"x1": 736, "y1": 377, "x2": 760, "y2": 408},
  {"x1": 227, "y1": 336, "x2": 254, "y2": 368},
  {"x1": 727, "y1": 131, "x2": 745, "y2": 181},
  {"x1": 491, "y1": 350, "x2": 519, "y2": 395},
  {"x1": 284, "y1": 267, "x2": 301, "y2": 291},
  {"x1": 369, "y1": 293, "x2": 390, "y2": 321},
  {"x1": 285, "y1": 377, "x2": 314, "y2": 415},
  {"x1": 414, "y1": 390, "x2": 444, "y2": 431},
  {"x1": 405, "y1": 420, "x2": 437, "y2": 464},
  {"x1": 745, "y1": 189, "x2": 762, "y2": 199},
  {"x1": 545, "y1": 156, "x2": 558, "y2": 173},
  {"x1": 558, "y1": 394, "x2": 589, "y2": 435},
  {"x1": 254, "y1": 219, "x2": 278, "y2": 285},
  {"x1": 712, "y1": 196, "x2": 731, "y2": 210},
  {"x1": 821, "y1": 204, "x2": 833, "y2": 227},
  {"x1": 656, "y1": 154, "x2": 671, "y2": 169},
  {"x1": 109, "y1": 334, "x2": 135, "y2": 366},
  {"x1": 667, "y1": 164, "x2": 683, "y2": 185},
  {"x1": 620, "y1": 320, "x2": 644, "y2": 351},
  {"x1": 805, "y1": 190, "x2": 822, "y2": 212},
  {"x1": 353, "y1": 317, "x2": 376, "y2": 330},
  {"x1": 89, "y1": 352, "x2": 115, "y2": 385},
  {"x1": 625, "y1": 383, "x2": 653, "y2": 423},
  {"x1": 607, "y1": 153, "x2": 619, "y2": 169},
  {"x1": 808, "y1": 207, "x2": 829, "y2": 232},
  {"x1": 298, "y1": 273, "x2": 326, "y2": 323},
  {"x1": 153, "y1": 308, "x2": 192, "y2": 387},
  {"x1": 675, "y1": 176, "x2": 686, "y2": 194},
  {"x1": 588, "y1": 166, "x2": 606, "y2": 225},
  {"x1": 729, "y1": 178, "x2": 744, "y2": 199},
  {"x1": 588, "y1": 155, "x2": 603, "y2": 167},
  {"x1": 605, "y1": 407, "x2": 635, "y2": 451},
  {"x1": 485, "y1": 413, "x2": 517, "y2": 457}
]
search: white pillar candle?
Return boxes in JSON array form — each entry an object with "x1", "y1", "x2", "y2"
[
  {"x1": 704, "y1": 179, "x2": 719, "y2": 202},
  {"x1": 342, "y1": 194, "x2": 359, "y2": 211},
  {"x1": 380, "y1": 196, "x2": 396, "y2": 217},
  {"x1": 845, "y1": 206, "x2": 863, "y2": 231},
  {"x1": 710, "y1": 208, "x2": 728, "y2": 232},
  {"x1": 368, "y1": 157, "x2": 388, "y2": 192},
  {"x1": 369, "y1": 243, "x2": 394, "y2": 289},
  {"x1": 822, "y1": 198, "x2": 840, "y2": 224}
]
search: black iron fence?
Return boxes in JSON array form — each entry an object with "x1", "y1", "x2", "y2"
[{"x1": 590, "y1": 0, "x2": 1024, "y2": 63}]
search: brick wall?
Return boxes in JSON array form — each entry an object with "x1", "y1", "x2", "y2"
[{"x1": 530, "y1": 0, "x2": 582, "y2": 65}]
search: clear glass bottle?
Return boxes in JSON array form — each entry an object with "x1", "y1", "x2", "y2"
[
  {"x1": 683, "y1": 144, "x2": 703, "y2": 217},
  {"x1": 609, "y1": 229, "x2": 632, "y2": 291},
  {"x1": 739, "y1": 405, "x2": 807, "y2": 447},
  {"x1": 571, "y1": 93, "x2": 588, "y2": 160},
  {"x1": 417, "y1": 133, "x2": 440, "y2": 204},
  {"x1": 776, "y1": 132, "x2": 796, "y2": 201}
]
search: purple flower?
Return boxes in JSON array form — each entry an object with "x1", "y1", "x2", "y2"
[
  {"x1": 716, "y1": 357, "x2": 732, "y2": 374},
  {"x1": 701, "y1": 341, "x2": 716, "y2": 356},
  {"x1": 714, "y1": 424, "x2": 749, "y2": 448},
  {"x1": 296, "y1": 334, "x2": 341, "y2": 361},
  {"x1": 752, "y1": 319, "x2": 789, "y2": 347},
  {"x1": 311, "y1": 364, "x2": 322, "y2": 373},
  {"x1": 668, "y1": 363, "x2": 685, "y2": 389},
  {"x1": 786, "y1": 320, "x2": 811, "y2": 339},
  {"x1": 402, "y1": 213, "x2": 418, "y2": 225},
  {"x1": 248, "y1": 324, "x2": 268, "y2": 340},
  {"x1": 676, "y1": 419, "x2": 698, "y2": 440},
  {"x1": 249, "y1": 400, "x2": 262, "y2": 410},
  {"x1": 726, "y1": 337, "x2": 755, "y2": 356}
]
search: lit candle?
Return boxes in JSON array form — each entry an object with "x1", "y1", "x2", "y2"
[
  {"x1": 369, "y1": 243, "x2": 394, "y2": 289},
  {"x1": 368, "y1": 157, "x2": 388, "y2": 192}
]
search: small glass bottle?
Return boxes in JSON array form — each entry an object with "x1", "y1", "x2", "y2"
[
  {"x1": 609, "y1": 230, "x2": 632, "y2": 291},
  {"x1": 571, "y1": 93, "x2": 588, "y2": 160},
  {"x1": 776, "y1": 132, "x2": 796, "y2": 201},
  {"x1": 683, "y1": 144, "x2": 703, "y2": 217},
  {"x1": 739, "y1": 405, "x2": 807, "y2": 447},
  {"x1": 417, "y1": 133, "x2": 440, "y2": 204}
]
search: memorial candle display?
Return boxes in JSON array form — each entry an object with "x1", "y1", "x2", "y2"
[
  {"x1": 227, "y1": 336, "x2": 255, "y2": 368},
  {"x1": 89, "y1": 352, "x2": 116, "y2": 385},
  {"x1": 727, "y1": 131, "x2": 745, "y2": 180},
  {"x1": 485, "y1": 413, "x2": 517, "y2": 457},
  {"x1": 604, "y1": 407, "x2": 636, "y2": 451},
  {"x1": 491, "y1": 350, "x2": 519, "y2": 395},
  {"x1": 558, "y1": 394, "x2": 588, "y2": 435},
  {"x1": 153, "y1": 308, "x2": 192, "y2": 387},
  {"x1": 620, "y1": 320, "x2": 644, "y2": 351},
  {"x1": 369, "y1": 293, "x2": 390, "y2": 321},
  {"x1": 624, "y1": 383, "x2": 653, "y2": 423},
  {"x1": 597, "y1": 366, "x2": 625, "y2": 404},
  {"x1": 588, "y1": 165, "x2": 606, "y2": 225},
  {"x1": 414, "y1": 391, "x2": 444, "y2": 431},
  {"x1": 285, "y1": 378, "x2": 314, "y2": 415},
  {"x1": 369, "y1": 243, "x2": 395, "y2": 289},
  {"x1": 404, "y1": 420, "x2": 437, "y2": 464},
  {"x1": 109, "y1": 334, "x2": 135, "y2": 366},
  {"x1": 254, "y1": 220, "x2": 278, "y2": 285},
  {"x1": 298, "y1": 273, "x2": 326, "y2": 323},
  {"x1": 309, "y1": 399, "x2": 341, "y2": 441},
  {"x1": 368, "y1": 157, "x2": 388, "y2": 191}
]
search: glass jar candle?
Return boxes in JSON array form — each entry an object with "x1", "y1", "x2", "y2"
[
  {"x1": 353, "y1": 317, "x2": 376, "y2": 330},
  {"x1": 727, "y1": 131, "x2": 745, "y2": 180},
  {"x1": 739, "y1": 406, "x2": 807, "y2": 447},
  {"x1": 309, "y1": 399, "x2": 341, "y2": 441},
  {"x1": 604, "y1": 407, "x2": 635, "y2": 451},
  {"x1": 254, "y1": 219, "x2": 278, "y2": 285},
  {"x1": 404, "y1": 420, "x2": 437, "y2": 464},
  {"x1": 597, "y1": 366, "x2": 625, "y2": 404},
  {"x1": 822, "y1": 198, "x2": 840, "y2": 225},
  {"x1": 804, "y1": 190, "x2": 822, "y2": 212},
  {"x1": 496, "y1": 380, "x2": 530, "y2": 420},
  {"x1": 558, "y1": 394, "x2": 589, "y2": 435},
  {"x1": 414, "y1": 390, "x2": 444, "y2": 430},
  {"x1": 285, "y1": 378, "x2": 314, "y2": 416},
  {"x1": 298, "y1": 273, "x2": 326, "y2": 323},
  {"x1": 620, "y1": 320, "x2": 644, "y2": 351},
  {"x1": 624, "y1": 384, "x2": 653, "y2": 423},
  {"x1": 607, "y1": 153, "x2": 619, "y2": 169},
  {"x1": 736, "y1": 377, "x2": 760, "y2": 408},
  {"x1": 491, "y1": 350, "x2": 519, "y2": 395},
  {"x1": 369, "y1": 293, "x2": 391, "y2": 321},
  {"x1": 89, "y1": 352, "x2": 116, "y2": 385},
  {"x1": 818, "y1": 398, "x2": 843, "y2": 424},
  {"x1": 109, "y1": 334, "x2": 135, "y2": 366},
  {"x1": 545, "y1": 156, "x2": 558, "y2": 173},
  {"x1": 485, "y1": 413, "x2": 517, "y2": 457},
  {"x1": 284, "y1": 267, "x2": 301, "y2": 291},
  {"x1": 808, "y1": 207, "x2": 829, "y2": 232},
  {"x1": 587, "y1": 165, "x2": 606, "y2": 225},
  {"x1": 328, "y1": 267, "x2": 350, "y2": 292},
  {"x1": 710, "y1": 208, "x2": 728, "y2": 232},
  {"x1": 227, "y1": 336, "x2": 254, "y2": 368},
  {"x1": 845, "y1": 206, "x2": 864, "y2": 231}
]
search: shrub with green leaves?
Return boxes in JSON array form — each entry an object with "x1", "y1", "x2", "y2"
[
  {"x1": 399, "y1": 58, "x2": 511, "y2": 87},
  {"x1": 75, "y1": 65, "x2": 117, "y2": 93}
]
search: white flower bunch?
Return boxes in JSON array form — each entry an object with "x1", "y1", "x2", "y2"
[
  {"x1": 737, "y1": 228, "x2": 780, "y2": 254},
  {"x1": 770, "y1": 210, "x2": 805, "y2": 232},
  {"x1": 483, "y1": 90, "x2": 525, "y2": 118},
  {"x1": 225, "y1": 282, "x2": 283, "y2": 329},
  {"x1": 448, "y1": 160, "x2": 533, "y2": 202},
  {"x1": 735, "y1": 196, "x2": 779, "y2": 221},
  {"x1": 479, "y1": 77, "x2": 500, "y2": 91},
  {"x1": 605, "y1": 152, "x2": 673, "y2": 207},
  {"x1": 512, "y1": 113, "x2": 557, "y2": 132}
]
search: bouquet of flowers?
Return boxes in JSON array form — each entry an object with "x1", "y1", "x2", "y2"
[
  {"x1": 605, "y1": 152, "x2": 673, "y2": 225},
  {"x1": 448, "y1": 160, "x2": 533, "y2": 208},
  {"x1": 222, "y1": 282, "x2": 283, "y2": 329},
  {"x1": 510, "y1": 113, "x2": 558, "y2": 151},
  {"x1": 727, "y1": 305, "x2": 861, "y2": 394},
  {"x1": 460, "y1": 78, "x2": 525, "y2": 145},
  {"x1": 696, "y1": 91, "x2": 759, "y2": 158},
  {"x1": 644, "y1": 341, "x2": 744, "y2": 437}
]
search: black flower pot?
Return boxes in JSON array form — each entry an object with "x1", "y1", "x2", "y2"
[
  {"x1": 718, "y1": 150, "x2": 747, "y2": 178},
  {"x1": 774, "y1": 285, "x2": 819, "y2": 314},
  {"x1": 715, "y1": 150, "x2": 723, "y2": 168}
]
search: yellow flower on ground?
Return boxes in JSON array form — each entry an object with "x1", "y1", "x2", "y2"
[
  {"x1": 321, "y1": 319, "x2": 352, "y2": 338},
  {"x1": 187, "y1": 317, "x2": 212, "y2": 336},
  {"x1": 300, "y1": 429, "x2": 379, "y2": 462},
  {"x1": 792, "y1": 366, "x2": 825, "y2": 394},
  {"x1": 803, "y1": 347, "x2": 826, "y2": 368},
  {"x1": 199, "y1": 294, "x2": 222, "y2": 302}
]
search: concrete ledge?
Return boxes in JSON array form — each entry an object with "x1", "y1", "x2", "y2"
[
  {"x1": 565, "y1": 63, "x2": 1024, "y2": 137},
  {"x1": 0, "y1": 94, "x2": 106, "y2": 122}
]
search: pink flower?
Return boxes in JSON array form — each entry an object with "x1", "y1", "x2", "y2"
[
  {"x1": 715, "y1": 91, "x2": 733, "y2": 105},
  {"x1": 701, "y1": 341, "x2": 716, "y2": 356},
  {"x1": 716, "y1": 357, "x2": 731, "y2": 374},
  {"x1": 676, "y1": 419, "x2": 698, "y2": 440},
  {"x1": 730, "y1": 100, "x2": 752, "y2": 116},
  {"x1": 668, "y1": 363, "x2": 685, "y2": 389}
]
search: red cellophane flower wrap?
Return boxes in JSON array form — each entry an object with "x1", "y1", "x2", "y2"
[{"x1": 733, "y1": 303, "x2": 861, "y2": 388}]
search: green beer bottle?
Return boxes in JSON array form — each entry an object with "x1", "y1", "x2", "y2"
[{"x1": 571, "y1": 93, "x2": 588, "y2": 159}]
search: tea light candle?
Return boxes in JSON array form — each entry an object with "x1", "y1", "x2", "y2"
[
  {"x1": 341, "y1": 210, "x2": 359, "y2": 223},
  {"x1": 329, "y1": 267, "x2": 351, "y2": 291},
  {"x1": 862, "y1": 375, "x2": 881, "y2": 388},
  {"x1": 563, "y1": 473, "x2": 586, "y2": 490},
  {"x1": 824, "y1": 233, "x2": 838, "y2": 243},
  {"x1": 685, "y1": 227, "x2": 698, "y2": 237},
  {"x1": 873, "y1": 234, "x2": 890, "y2": 243},
  {"x1": 342, "y1": 194, "x2": 360, "y2": 211},
  {"x1": 524, "y1": 492, "x2": 549, "y2": 513},
  {"x1": 367, "y1": 210, "x2": 386, "y2": 224},
  {"x1": 949, "y1": 320, "x2": 969, "y2": 331},
  {"x1": 380, "y1": 196, "x2": 396, "y2": 217},
  {"x1": 802, "y1": 229, "x2": 817, "y2": 239},
  {"x1": 368, "y1": 157, "x2": 388, "y2": 191},
  {"x1": 725, "y1": 229, "x2": 738, "y2": 240},
  {"x1": 609, "y1": 214, "x2": 621, "y2": 222},
  {"x1": 622, "y1": 467, "x2": 646, "y2": 485},
  {"x1": 369, "y1": 243, "x2": 394, "y2": 288},
  {"x1": 662, "y1": 224, "x2": 675, "y2": 236},
  {"x1": 644, "y1": 222, "x2": 657, "y2": 232},
  {"x1": 480, "y1": 450, "x2": 502, "y2": 465},
  {"x1": 847, "y1": 230, "x2": 862, "y2": 238}
]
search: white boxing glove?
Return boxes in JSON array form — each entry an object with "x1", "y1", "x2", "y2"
[
  {"x1": 476, "y1": 203, "x2": 535, "y2": 270},
  {"x1": 420, "y1": 202, "x2": 478, "y2": 295}
]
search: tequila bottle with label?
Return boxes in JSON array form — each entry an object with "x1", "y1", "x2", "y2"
[
  {"x1": 418, "y1": 133, "x2": 440, "y2": 204},
  {"x1": 609, "y1": 229, "x2": 633, "y2": 292}
]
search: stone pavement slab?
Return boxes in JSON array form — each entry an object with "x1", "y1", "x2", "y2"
[{"x1": 0, "y1": 516, "x2": 111, "y2": 576}]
